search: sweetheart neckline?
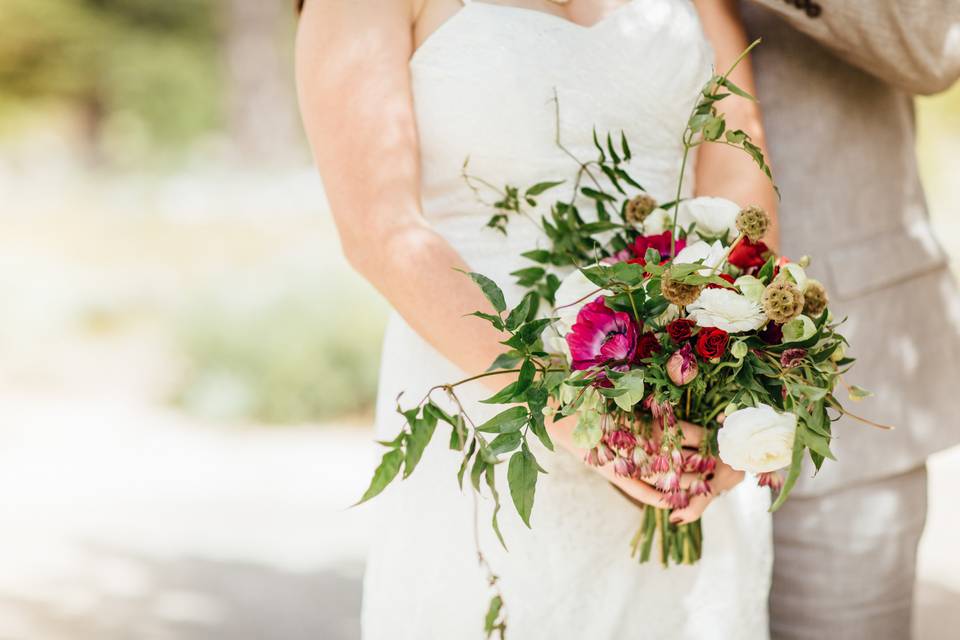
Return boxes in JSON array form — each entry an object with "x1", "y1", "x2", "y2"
[{"x1": 410, "y1": 0, "x2": 641, "y2": 66}]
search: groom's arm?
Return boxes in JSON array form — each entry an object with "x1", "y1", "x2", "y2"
[{"x1": 745, "y1": 0, "x2": 960, "y2": 95}]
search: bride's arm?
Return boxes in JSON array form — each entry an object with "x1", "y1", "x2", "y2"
[
  {"x1": 296, "y1": 0, "x2": 504, "y2": 377},
  {"x1": 694, "y1": 0, "x2": 780, "y2": 250},
  {"x1": 297, "y1": 0, "x2": 679, "y2": 511}
]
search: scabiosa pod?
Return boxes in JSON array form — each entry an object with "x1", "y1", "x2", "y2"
[
  {"x1": 802, "y1": 279, "x2": 829, "y2": 317},
  {"x1": 761, "y1": 280, "x2": 805, "y2": 324},
  {"x1": 660, "y1": 271, "x2": 704, "y2": 307},
  {"x1": 735, "y1": 205, "x2": 770, "y2": 242},
  {"x1": 625, "y1": 193, "x2": 658, "y2": 225}
]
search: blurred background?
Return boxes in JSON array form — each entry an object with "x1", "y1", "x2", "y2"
[{"x1": 0, "y1": 2, "x2": 956, "y2": 639}]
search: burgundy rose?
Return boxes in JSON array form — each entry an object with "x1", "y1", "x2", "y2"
[
  {"x1": 695, "y1": 327, "x2": 729, "y2": 359},
  {"x1": 627, "y1": 232, "x2": 686, "y2": 266},
  {"x1": 729, "y1": 238, "x2": 769, "y2": 271},
  {"x1": 666, "y1": 318, "x2": 696, "y2": 343},
  {"x1": 759, "y1": 321, "x2": 784, "y2": 345},
  {"x1": 635, "y1": 331, "x2": 662, "y2": 360}
]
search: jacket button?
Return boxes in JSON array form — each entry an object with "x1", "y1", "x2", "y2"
[{"x1": 806, "y1": 2, "x2": 822, "y2": 17}]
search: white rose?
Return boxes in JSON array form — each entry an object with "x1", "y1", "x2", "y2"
[
  {"x1": 674, "y1": 240, "x2": 727, "y2": 275},
  {"x1": 718, "y1": 404, "x2": 798, "y2": 473},
  {"x1": 553, "y1": 269, "x2": 605, "y2": 336},
  {"x1": 686, "y1": 288, "x2": 767, "y2": 333},
  {"x1": 677, "y1": 197, "x2": 740, "y2": 240}
]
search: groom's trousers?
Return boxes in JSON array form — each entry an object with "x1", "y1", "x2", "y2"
[{"x1": 769, "y1": 466, "x2": 928, "y2": 640}]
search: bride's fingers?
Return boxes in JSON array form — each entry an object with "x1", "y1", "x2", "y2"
[
  {"x1": 639, "y1": 472, "x2": 698, "y2": 490},
  {"x1": 651, "y1": 421, "x2": 705, "y2": 448},
  {"x1": 604, "y1": 472, "x2": 669, "y2": 508},
  {"x1": 670, "y1": 494, "x2": 712, "y2": 525},
  {"x1": 676, "y1": 421, "x2": 706, "y2": 447}
]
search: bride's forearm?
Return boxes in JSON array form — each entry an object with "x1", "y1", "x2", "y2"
[{"x1": 348, "y1": 221, "x2": 507, "y2": 381}]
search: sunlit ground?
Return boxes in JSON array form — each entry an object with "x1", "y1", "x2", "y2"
[{"x1": 0, "y1": 91, "x2": 957, "y2": 638}]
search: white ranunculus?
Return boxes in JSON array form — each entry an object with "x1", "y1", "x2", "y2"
[
  {"x1": 674, "y1": 240, "x2": 727, "y2": 275},
  {"x1": 677, "y1": 196, "x2": 740, "y2": 240},
  {"x1": 718, "y1": 404, "x2": 798, "y2": 473},
  {"x1": 780, "y1": 263, "x2": 809, "y2": 291},
  {"x1": 553, "y1": 269, "x2": 605, "y2": 336},
  {"x1": 641, "y1": 208, "x2": 673, "y2": 235},
  {"x1": 686, "y1": 288, "x2": 767, "y2": 333},
  {"x1": 734, "y1": 275, "x2": 765, "y2": 303}
]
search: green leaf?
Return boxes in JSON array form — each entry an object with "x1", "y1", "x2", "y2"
[
  {"x1": 847, "y1": 385, "x2": 874, "y2": 402},
  {"x1": 403, "y1": 413, "x2": 438, "y2": 478},
  {"x1": 485, "y1": 465, "x2": 508, "y2": 550},
  {"x1": 511, "y1": 266, "x2": 546, "y2": 287},
  {"x1": 769, "y1": 433, "x2": 805, "y2": 512},
  {"x1": 515, "y1": 358, "x2": 536, "y2": 394},
  {"x1": 470, "y1": 454, "x2": 486, "y2": 492},
  {"x1": 356, "y1": 448, "x2": 404, "y2": 504},
  {"x1": 465, "y1": 271, "x2": 507, "y2": 313},
  {"x1": 526, "y1": 180, "x2": 565, "y2": 197},
  {"x1": 720, "y1": 76, "x2": 756, "y2": 101},
  {"x1": 476, "y1": 406, "x2": 528, "y2": 434},
  {"x1": 520, "y1": 249, "x2": 552, "y2": 264},
  {"x1": 606, "y1": 132, "x2": 621, "y2": 163},
  {"x1": 488, "y1": 431, "x2": 523, "y2": 457},
  {"x1": 581, "y1": 187, "x2": 617, "y2": 202},
  {"x1": 801, "y1": 427, "x2": 836, "y2": 461},
  {"x1": 571, "y1": 410, "x2": 603, "y2": 449},
  {"x1": 506, "y1": 292, "x2": 537, "y2": 331},
  {"x1": 508, "y1": 447, "x2": 539, "y2": 527},
  {"x1": 613, "y1": 369, "x2": 646, "y2": 411},
  {"x1": 482, "y1": 381, "x2": 519, "y2": 404},
  {"x1": 449, "y1": 414, "x2": 468, "y2": 451},
  {"x1": 470, "y1": 311, "x2": 505, "y2": 331},
  {"x1": 457, "y1": 439, "x2": 477, "y2": 489},
  {"x1": 486, "y1": 351, "x2": 523, "y2": 372},
  {"x1": 484, "y1": 595, "x2": 504, "y2": 637},
  {"x1": 620, "y1": 131, "x2": 632, "y2": 161},
  {"x1": 725, "y1": 129, "x2": 748, "y2": 144}
]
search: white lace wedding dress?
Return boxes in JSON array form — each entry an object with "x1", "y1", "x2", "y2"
[{"x1": 362, "y1": 1, "x2": 772, "y2": 638}]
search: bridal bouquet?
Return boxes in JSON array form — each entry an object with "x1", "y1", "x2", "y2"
[{"x1": 356, "y1": 42, "x2": 878, "y2": 636}]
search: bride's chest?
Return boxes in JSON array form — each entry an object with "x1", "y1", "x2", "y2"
[{"x1": 410, "y1": 0, "x2": 713, "y2": 165}]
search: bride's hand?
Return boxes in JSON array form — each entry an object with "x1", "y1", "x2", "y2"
[{"x1": 548, "y1": 415, "x2": 743, "y2": 524}]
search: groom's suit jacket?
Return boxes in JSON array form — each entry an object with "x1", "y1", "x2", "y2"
[{"x1": 740, "y1": 0, "x2": 960, "y2": 495}]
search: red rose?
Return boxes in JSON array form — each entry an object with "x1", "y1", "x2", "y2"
[
  {"x1": 729, "y1": 238, "x2": 769, "y2": 271},
  {"x1": 706, "y1": 273, "x2": 737, "y2": 290},
  {"x1": 695, "y1": 327, "x2": 729, "y2": 359},
  {"x1": 666, "y1": 318, "x2": 696, "y2": 343},
  {"x1": 635, "y1": 331, "x2": 662, "y2": 360}
]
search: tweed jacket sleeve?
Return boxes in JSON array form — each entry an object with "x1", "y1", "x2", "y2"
[{"x1": 746, "y1": 0, "x2": 960, "y2": 95}]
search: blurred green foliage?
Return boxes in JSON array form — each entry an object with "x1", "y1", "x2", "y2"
[
  {"x1": 0, "y1": 0, "x2": 220, "y2": 149},
  {"x1": 173, "y1": 286, "x2": 387, "y2": 425}
]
